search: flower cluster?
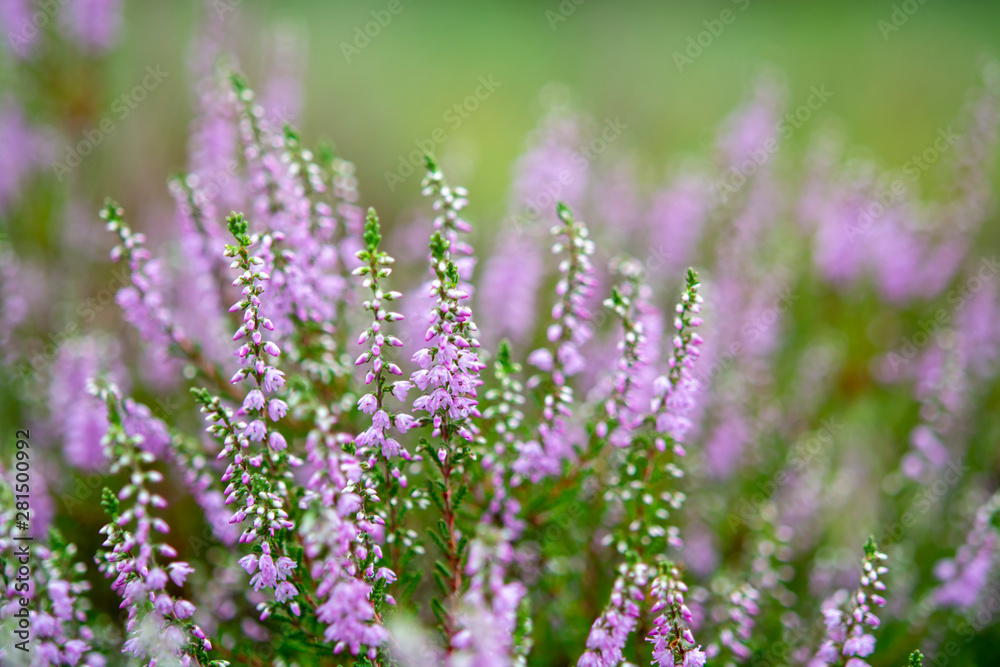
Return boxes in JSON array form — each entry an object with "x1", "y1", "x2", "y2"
[
  {"x1": 300, "y1": 418, "x2": 391, "y2": 658},
  {"x1": 410, "y1": 159, "x2": 485, "y2": 441},
  {"x1": 353, "y1": 207, "x2": 414, "y2": 462},
  {"x1": 192, "y1": 213, "x2": 300, "y2": 621},
  {"x1": 578, "y1": 565, "x2": 645, "y2": 667},
  {"x1": 103, "y1": 200, "x2": 180, "y2": 383},
  {"x1": 652, "y1": 268, "x2": 704, "y2": 447},
  {"x1": 811, "y1": 538, "x2": 889, "y2": 667},
  {"x1": 515, "y1": 202, "x2": 596, "y2": 481},
  {"x1": 932, "y1": 490, "x2": 1000, "y2": 609},
  {"x1": 647, "y1": 561, "x2": 705, "y2": 667},
  {"x1": 91, "y1": 381, "x2": 223, "y2": 667},
  {"x1": 0, "y1": 516, "x2": 104, "y2": 667}
]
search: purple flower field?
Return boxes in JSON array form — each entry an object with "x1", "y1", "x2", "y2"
[{"x1": 1, "y1": 2, "x2": 1000, "y2": 666}]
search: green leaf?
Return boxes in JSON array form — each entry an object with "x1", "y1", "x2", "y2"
[
  {"x1": 556, "y1": 201, "x2": 573, "y2": 223},
  {"x1": 226, "y1": 212, "x2": 250, "y2": 243},
  {"x1": 433, "y1": 560, "x2": 451, "y2": 582},
  {"x1": 452, "y1": 484, "x2": 468, "y2": 511},
  {"x1": 364, "y1": 208, "x2": 382, "y2": 251},
  {"x1": 429, "y1": 231, "x2": 450, "y2": 262},
  {"x1": 100, "y1": 487, "x2": 119, "y2": 519},
  {"x1": 445, "y1": 261, "x2": 459, "y2": 288},
  {"x1": 432, "y1": 570, "x2": 448, "y2": 597},
  {"x1": 427, "y1": 527, "x2": 448, "y2": 555}
]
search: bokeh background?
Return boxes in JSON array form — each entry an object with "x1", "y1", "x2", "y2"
[
  {"x1": 4, "y1": 1, "x2": 1000, "y2": 665},
  {"x1": 7, "y1": 0, "x2": 1000, "y2": 240}
]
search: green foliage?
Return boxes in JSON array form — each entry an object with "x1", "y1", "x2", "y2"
[
  {"x1": 429, "y1": 230, "x2": 449, "y2": 262},
  {"x1": 100, "y1": 487, "x2": 119, "y2": 519},
  {"x1": 444, "y1": 261, "x2": 460, "y2": 288},
  {"x1": 496, "y1": 338, "x2": 516, "y2": 375},
  {"x1": 864, "y1": 535, "x2": 879, "y2": 559},
  {"x1": 556, "y1": 200, "x2": 572, "y2": 223},
  {"x1": 226, "y1": 211, "x2": 250, "y2": 245},
  {"x1": 363, "y1": 207, "x2": 382, "y2": 252}
]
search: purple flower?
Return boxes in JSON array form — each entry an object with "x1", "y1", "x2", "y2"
[
  {"x1": 513, "y1": 204, "x2": 595, "y2": 482},
  {"x1": 358, "y1": 393, "x2": 377, "y2": 414},
  {"x1": 252, "y1": 554, "x2": 278, "y2": 590},
  {"x1": 269, "y1": 431, "x2": 288, "y2": 451},
  {"x1": 811, "y1": 540, "x2": 889, "y2": 664},
  {"x1": 243, "y1": 389, "x2": 266, "y2": 412},
  {"x1": 683, "y1": 650, "x2": 707, "y2": 667},
  {"x1": 263, "y1": 367, "x2": 286, "y2": 392},
  {"x1": 408, "y1": 176, "x2": 485, "y2": 443},
  {"x1": 268, "y1": 398, "x2": 288, "y2": 421},
  {"x1": 843, "y1": 634, "x2": 876, "y2": 657},
  {"x1": 933, "y1": 491, "x2": 1000, "y2": 609},
  {"x1": 275, "y1": 581, "x2": 298, "y2": 603},
  {"x1": 244, "y1": 420, "x2": 267, "y2": 442},
  {"x1": 315, "y1": 578, "x2": 388, "y2": 654},
  {"x1": 239, "y1": 554, "x2": 259, "y2": 575},
  {"x1": 93, "y1": 383, "x2": 211, "y2": 660},
  {"x1": 167, "y1": 562, "x2": 194, "y2": 587},
  {"x1": 174, "y1": 599, "x2": 196, "y2": 619},
  {"x1": 146, "y1": 569, "x2": 168, "y2": 590},
  {"x1": 478, "y1": 229, "x2": 544, "y2": 346},
  {"x1": 0, "y1": 1, "x2": 39, "y2": 58}
]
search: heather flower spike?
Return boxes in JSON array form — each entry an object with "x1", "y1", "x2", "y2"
[
  {"x1": 102, "y1": 199, "x2": 179, "y2": 373},
  {"x1": 409, "y1": 156, "x2": 488, "y2": 653},
  {"x1": 599, "y1": 258, "x2": 654, "y2": 449},
  {"x1": 514, "y1": 201, "x2": 596, "y2": 482},
  {"x1": 0, "y1": 520, "x2": 103, "y2": 666},
  {"x1": 192, "y1": 212, "x2": 300, "y2": 620},
  {"x1": 103, "y1": 198, "x2": 235, "y2": 390},
  {"x1": 579, "y1": 270, "x2": 707, "y2": 667},
  {"x1": 651, "y1": 268, "x2": 704, "y2": 447},
  {"x1": 810, "y1": 537, "x2": 889, "y2": 667},
  {"x1": 91, "y1": 381, "x2": 225, "y2": 666},
  {"x1": 353, "y1": 206, "x2": 413, "y2": 463}
]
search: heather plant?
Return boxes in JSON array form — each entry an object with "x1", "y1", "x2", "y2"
[{"x1": 2, "y1": 4, "x2": 1000, "y2": 667}]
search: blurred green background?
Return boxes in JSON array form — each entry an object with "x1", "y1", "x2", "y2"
[{"x1": 19, "y1": 0, "x2": 1000, "y2": 236}]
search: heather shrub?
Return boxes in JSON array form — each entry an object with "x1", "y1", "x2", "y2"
[{"x1": 2, "y1": 3, "x2": 1000, "y2": 667}]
